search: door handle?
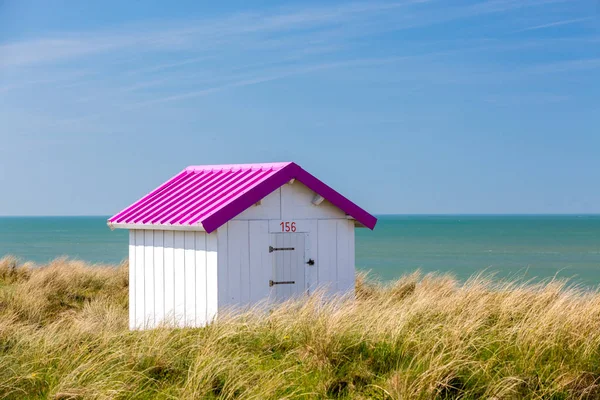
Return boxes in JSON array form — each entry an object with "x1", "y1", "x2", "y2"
[{"x1": 306, "y1": 259, "x2": 315, "y2": 265}]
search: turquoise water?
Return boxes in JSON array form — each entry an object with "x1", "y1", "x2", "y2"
[{"x1": 1, "y1": 216, "x2": 600, "y2": 285}]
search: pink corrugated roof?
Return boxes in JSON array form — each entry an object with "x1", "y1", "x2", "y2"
[{"x1": 108, "y1": 162, "x2": 377, "y2": 233}]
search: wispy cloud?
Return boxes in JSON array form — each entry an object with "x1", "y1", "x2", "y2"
[
  {"x1": 129, "y1": 56, "x2": 419, "y2": 107},
  {"x1": 0, "y1": 0, "x2": 595, "y2": 131},
  {"x1": 124, "y1": 56, "x2": 216, "y2": 76},
  {"x1": 0, "y1": 2, "x2": 415, "y2": 69},
  {"x1": 484, "y1": 92, "x2": 571, "y2": 105},
  {"x1": 525, "y1": 58, "x2": 600, "y2": 74},
  {"x1": 513, "y1": 16, "x2": 594, "y2": 33},
  {"x1": 0, "y1": 0, "x2": 576, "y2": 70}
]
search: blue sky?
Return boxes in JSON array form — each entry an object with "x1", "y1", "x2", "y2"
[{"x1": 0, "y1": 0, "x2": 599, "y2": 215}]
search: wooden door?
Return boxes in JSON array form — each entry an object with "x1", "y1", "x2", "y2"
[{"x1": 269, "y1": 233, "x2": 307, "y2": 302}]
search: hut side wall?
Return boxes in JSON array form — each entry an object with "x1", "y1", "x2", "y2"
[{"x1": 128, "y1": 229, "x2": 218, "y2": 330}]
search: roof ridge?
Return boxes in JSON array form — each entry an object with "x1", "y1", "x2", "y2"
[{"x1": 185, "y1": 162, "x2": 292, "y2": 171}]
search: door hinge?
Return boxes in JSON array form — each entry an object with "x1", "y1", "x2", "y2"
[
  {"x1": 269, "y1": 280, "x2": 296, "y2": 287},
  {"x1": 269, "y1": 246, "x2": 295, "y2": 253}
]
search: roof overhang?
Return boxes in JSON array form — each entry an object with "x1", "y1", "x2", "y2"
[{"x1": 108, "y1": 222, "x2": 205, "y2": 231}]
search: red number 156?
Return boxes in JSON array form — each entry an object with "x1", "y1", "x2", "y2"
[{"x1": 280, "y1": 221, "x2": 297, "y2": 232}]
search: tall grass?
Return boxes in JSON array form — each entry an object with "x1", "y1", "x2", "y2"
[{"x1": 1, "y1": 256, "x2": 600, "y2": 399}]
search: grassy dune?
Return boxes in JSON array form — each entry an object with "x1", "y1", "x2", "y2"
[{"x1": 1, "y1": 257, "x2": 600, "y2": 399}]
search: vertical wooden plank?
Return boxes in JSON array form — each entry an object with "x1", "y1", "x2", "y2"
[
  {"x1": 249, "y1": 221, "x2": 269, "y2": 304},
  {"x1": 284, "y1": 234, "x2": 292, "y2": 299},
  {"x1": 241, "y1": 222, "x2": 251, "y2": 304},
  {"x1": 154, "y1": 231, "x2": 165, "y2": 325},
  {"x1": 271, "y1": 234, "x2": 278, "y2": 301},
  {"x1": 273, "y1": 234, "x2": 281, "y2": 301},
  {"x1": 304, "y1": 232, "x2": 310, "y2": 295},
  {"x1": 268, "y1": 233, "x2": 276, "y2": 302},
  {"x1": 128, "y1": 230, "x2": 136, "y2": 330},
  {"x1": 184, "y1": 231, "x2": 196, "y2": 327},
  {"x1": 163, "y1": 230, "x2": 175, "y2": 326},
  {"x1": 206, "y1": 232, "x2": 219, "y2": 321},
  {"x1": 276, "y1": 234, "x2": 285, "y2": 300},
  {"x1": 307, "y1": 220, "x2": 319, "y2": 294},
  {"x1": 348, "y1": 221, "x2": 356, "y2": 295},
  {"x1": 336, "y1": 220, "x2": 353, "y2": 293},
  {"x1": 217, "y1": 224, "x2": 229, "y2": 308},
  {"x1": 239, "y1": 221, "x2": 250, "y2": 305},
  {"x1": 295, "y1": 234, "x2": 306, "y2": 294},
  {"x1": 144, "y1": 230, "x2": 155, "y2": 328},
  {"x1": 173, "y1": 231, "x2": 185, "y2": 327},
  {"x1": 134, "y1": 230, "x2": 145, "y2": 329},
  {"x1": 227, "y1": 221, "x2": 249, "y2": 305},
  {"x1": 195, "y1": 232, "x2": 207, "y2": 326},
  {"x1": 317, "y1": 220, "x2": 337, "y2": 295}
]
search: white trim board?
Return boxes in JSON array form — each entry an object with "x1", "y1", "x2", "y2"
[{"x1": 108, "y1": 222, "x2": 206, "y2": 232}]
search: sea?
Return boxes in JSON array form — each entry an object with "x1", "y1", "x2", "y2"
[{"x1": 1, "y1": 215, "x2": 600, "y2": 286}]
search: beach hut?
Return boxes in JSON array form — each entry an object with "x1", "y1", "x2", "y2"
[{"x1": 108, "y1": 162, "x2": 377, "y2": 329}]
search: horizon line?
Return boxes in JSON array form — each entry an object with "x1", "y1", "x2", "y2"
[{"x1": 1, "y1": 213, "x2": 600, "y2": 218}]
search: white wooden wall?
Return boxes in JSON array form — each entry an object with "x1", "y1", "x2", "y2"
[
  {"x1": 218, "y1": 181, "x2": 356, "y2": 307},
  {"x1": 217, "y1": 218, "x2": 355, "y2": 307},
  {"x1": 128, "y1": 229, "x2": 217, "y2": 329},
  {"x1": 233, "y1": 184, "x2": 347, "y2": 221},
  {"x1": 128, "y1": 181, "x2": 359, "y2": 329}
]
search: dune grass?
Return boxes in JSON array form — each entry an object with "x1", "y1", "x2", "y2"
[{"x1": 1, "y1": 256, "x2": 600, "y2": 399}]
